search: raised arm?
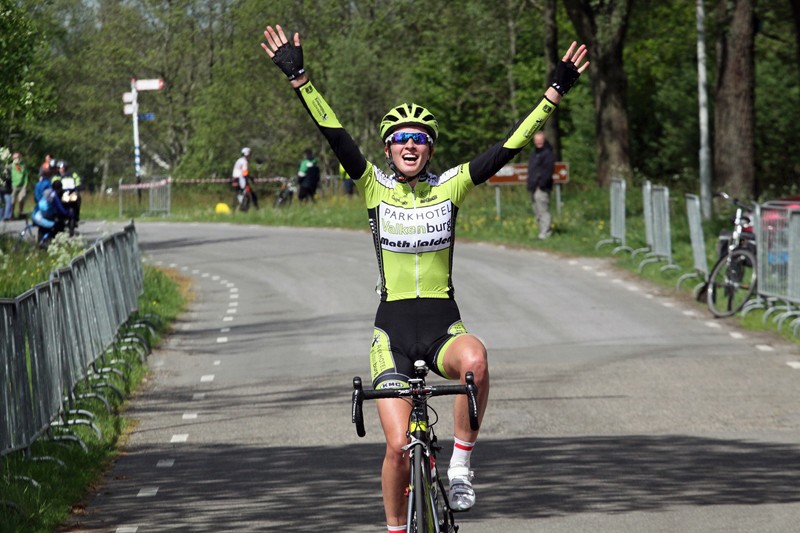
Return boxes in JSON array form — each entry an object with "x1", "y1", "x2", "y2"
[
  {"x1": 261, "y1": 24, "x2": 366, "y2": 180},
  {"x1": 468, "y1": 41, "x2": 589, "y2": 185}
]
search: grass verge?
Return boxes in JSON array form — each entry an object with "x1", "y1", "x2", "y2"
[{"x1": 97, "y1": 179, "x2": 796, "y2": 344}]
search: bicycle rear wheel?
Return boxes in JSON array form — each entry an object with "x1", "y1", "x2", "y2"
[{"x1": 707, "y1": 248, "x2": 757, "y2": 317}]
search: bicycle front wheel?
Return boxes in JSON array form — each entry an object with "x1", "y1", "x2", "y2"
[
  {"x1": 410, "y1": 450, "x2": 433, "y2": 533},
  {"x1": 707, "y1": 248, "x2": 757, "y2": 317}
]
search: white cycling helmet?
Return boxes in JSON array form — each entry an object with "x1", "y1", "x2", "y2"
[{"x1": 241, "y1": 147, "x2": 251, "y2": 157}]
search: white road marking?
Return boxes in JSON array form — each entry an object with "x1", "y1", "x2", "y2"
[
  {"x1": 170, "y1": 434, "x2": 188, "y2": 443},
  {"x1": 200, "y1": 374, "x2": 215, "y2": 382},
  {"x1": 192, "y1": 393, "x2": 206, "y2": 400},
  {"x1": 704, "y1": 321, "x2": 722, "y2": 329},
  {"x1": 787, "y1": 362, "x2": 800, "y2": 369},
  {"x1": 216, "y1": 337, "x2": 228, "y2": 343},
  {"x1": 212, "y1": 275, "x2": 220, "y2": 281},
  {"x1": 230, "y1": 293, "x2": 239, "y2": 299},
  {"x1": 137, "y1": 487, "x2": 159, "y2": 497},
  {"x1": 223, "y1": 316, "x2": 234, "y2": 322},
  {"x1": 116, "y1": 528, "x2": 138, "y2": 533},
  {"x1": 226, "y1": 308, "x2": 237, "y2": 314},
  {"x1": 156, "y1": 459, "x2": 175, "y2": 468},
  {"x1": 182, "y1": 413, "x2": 198, "y2": 420},
  {"x1": 230, "y1": 287, "x2": 239, "y2": 293},
  {"x1": 214, "y1": 360, "x2": 221, "y2": 366},
  {"x1": 755, "y1": 345, "x2": 774, "y2": 352},
  {"x1": 682, "y1": 310, "x2": 697, "y2": 317},
  {"x1": 729, "y1": 331, "x2": 745, "y2": 340},
  {"x1": 229, "y1": 302, "x2": 238, "y2": 307}
]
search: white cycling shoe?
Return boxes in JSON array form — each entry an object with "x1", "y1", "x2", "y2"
[{"x1": 447, "y1": 465, "x2": 475, "y2": 511}]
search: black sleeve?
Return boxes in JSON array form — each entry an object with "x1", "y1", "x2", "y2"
[
  {"x1": 294, "y1": 81, "x2": 367, "y2": 181},
  {"x1": 467, "y1": 96, "x2": 557, "y2": 186}
]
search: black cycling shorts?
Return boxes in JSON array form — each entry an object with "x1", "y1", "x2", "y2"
[{"x1": 369, "y1": 298, "x2": 469, "y2": 389}]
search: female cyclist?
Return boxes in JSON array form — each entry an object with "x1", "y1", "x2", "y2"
[{"x1": 261, "y1": 24, "x2": 588, "y2": 532}]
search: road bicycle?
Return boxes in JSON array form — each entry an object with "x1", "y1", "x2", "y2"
[
  {"x1": 706, "y1": 192, "x2": 757, "y2": 317},
  {"x1": 273, "y1": 176, "x2": 296, "y2": 207},
  {"x1": 352, "y1": 360, "x2": 479, "y2": 533}
]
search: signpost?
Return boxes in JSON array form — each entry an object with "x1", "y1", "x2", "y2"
[
  {"x1": 488, "y1": 162, "x2": 569, "y2": 218},
  {"x1": 123, "y1": 78, "x2": 164, "y2": 184}
]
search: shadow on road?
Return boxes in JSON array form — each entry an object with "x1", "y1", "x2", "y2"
[{"x1": 62, "y1": 421, "x2": 800, "y2": 530}]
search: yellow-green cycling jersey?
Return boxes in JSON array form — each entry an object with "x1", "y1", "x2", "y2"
[
  {"x1": 294, "y1": 81, "x2": 556, "y2": 301},
  {"x1": 356, "y1": 161, "x2": 471, "y2": 300}
]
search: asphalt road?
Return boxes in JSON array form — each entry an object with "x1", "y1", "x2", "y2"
[{"x1": 58, "y1": 220, "x2": 800, "y2": 532}]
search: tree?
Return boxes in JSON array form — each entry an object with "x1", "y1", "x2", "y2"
[
  {"x1": 713, "y1": 0, "x2": 755, "y2": 199},
  {"x1": 0, "y1": 0, "x2": 53, "y2": 146},
  {"x1": 562, "y1": 0, "x2": 634, "y2": 186}
]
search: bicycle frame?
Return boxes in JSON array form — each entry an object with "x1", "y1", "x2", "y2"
[{"x1": 352, "y1": 361, "x2": 479, "y2": 533}]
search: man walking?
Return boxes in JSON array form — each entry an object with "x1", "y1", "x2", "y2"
[{"x1": 526, "y1": 132, "x2": 555, "y2": 240}]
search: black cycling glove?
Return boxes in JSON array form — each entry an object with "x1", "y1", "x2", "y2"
[
  {"x1": 272, "y1": 40, "x2": 305, "y2": 81},
  {"x1": 550, "y1": 60, "x2": 581, "y2": 96}
]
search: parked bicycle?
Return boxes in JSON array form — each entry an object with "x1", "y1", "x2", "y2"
[
  {"x1": 706, "y1": 192, "x2": 757, "y2": 317},
  {"x1": 273, "y1": 176, "x2": 296, "y2": 207},
  {"x1": 352, "y1": 360, "x2": 479, "y2": 533}
]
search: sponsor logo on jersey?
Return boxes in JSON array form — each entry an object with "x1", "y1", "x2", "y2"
[{"x1": 379, "y1": 200, "x2": 454, "y2": 254}]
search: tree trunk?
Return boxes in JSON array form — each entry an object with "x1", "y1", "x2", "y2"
[
  {"x1": 563, "y1": 0, "x2": 633, "y2": 186},
  {"x1": 543, "y1": 0, "x2": 561, "y2": 160},
  {"x1": 790, "y1": 0, "x2": 800, "y2": 76},
  {"x1": 714, "y1": 0, "x2": 756, "y2": 199}
]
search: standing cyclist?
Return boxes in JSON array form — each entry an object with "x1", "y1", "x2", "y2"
[
  {"x1": 262, "y1": 24, "x2": 588, "y2": 532},
  {"x1": 232, "y1": 147, "x2": 259, "y2": 210}
]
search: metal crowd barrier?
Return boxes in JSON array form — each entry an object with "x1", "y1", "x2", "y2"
[
  {"x1": 747, "y1": 201, "x2": 800, "y2": 334},
  {"x1": 1, "y1": 223, "x2": 145, "y2": 466},
  {"x1": 632, "y1": 180, "x2": 654, "y2": 257},
  {"x1": 676, "y1": 193, "x2": 709, "y2": 294},
  {"x1": 638, "y1": 186, "x2": 680, "y2": 273},
  {"x1": 596, "y1": 178, "x2": 633, "y2": 254}
]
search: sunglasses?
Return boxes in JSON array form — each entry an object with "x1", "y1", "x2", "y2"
[{"x1": 386, "y1": 132, "x2": 433, "y2": 145}]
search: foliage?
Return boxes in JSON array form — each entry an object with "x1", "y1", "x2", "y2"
[
  {"x1": 0, "y1": 0, "x2": 55, "y2": 145},
  {"x1": 0, "y1": 0, "x2": 797, "y2": 195}
]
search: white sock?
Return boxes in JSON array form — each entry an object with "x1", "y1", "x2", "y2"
[
  {"x1": 450, "y1": 436, "x2": 475, "y2": 469},
  {"x1": 387, "y1": 525, "x2": 406, "y2": 532}
]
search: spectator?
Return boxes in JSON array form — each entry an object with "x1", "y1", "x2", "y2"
[
  {"x1": 1, "y1": 162, "x2": 12, "y2": 221},
  {"x1": 34, "y1": 163, "x2": 53, "y2": 204},
  {"x1": 9, "y1": 152, "x2": 28, "y2": 219},
  {"x1": 32, "y1": 179, "x2": 73, "y2": 242},
  {"x1": 39, "y1": 154, "x2": 54, "y2": 181},
  {"x1": 232, "y1": 147, "x2": 259, "y2": 210},
  {"x1": 526, "y1": 132, "x2": 555, "y2": 240},
  {"x1": 297, "y1": 148, "x2": 320, "y2": 202}
]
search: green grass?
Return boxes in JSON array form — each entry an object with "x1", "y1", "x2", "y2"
[
  {"x1": 0, "y1": 265, "x2": 186, "y2": 533},
  {"x1": 98, "y1": 179, "x2": 797, "y2": 344}
]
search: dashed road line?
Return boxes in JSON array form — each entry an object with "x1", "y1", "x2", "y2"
[
  {"x1": 200, "y1": 374, "x2": 215, "y2": 382},
  {"x1": 729, "y1": 331, "x2": 745, "y2": 340},
  {"x1": 192, "y1": 393, "x2": 206, "y2": 400},
  {"x1": 182, "y1": 413, "x2": 198, "y2": 420},
  {"x1": 217, "y1": 337, "x2": 228, "y2": 343},
  {"x1": 170, "y1": 434, "x2": 188, "y2": 443},
  {"x1": 137, "y1": 487, "x2": 159, "y2": 497},
  {"x1": 787, "y1": 362, "x2": 800, "y2": 369},
  {"x1": 755, "y1": 345, "x2": 774, "y2": 352},
  {"x1": 157, "y1": 459, "x2": 175, "y2": 468}
]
